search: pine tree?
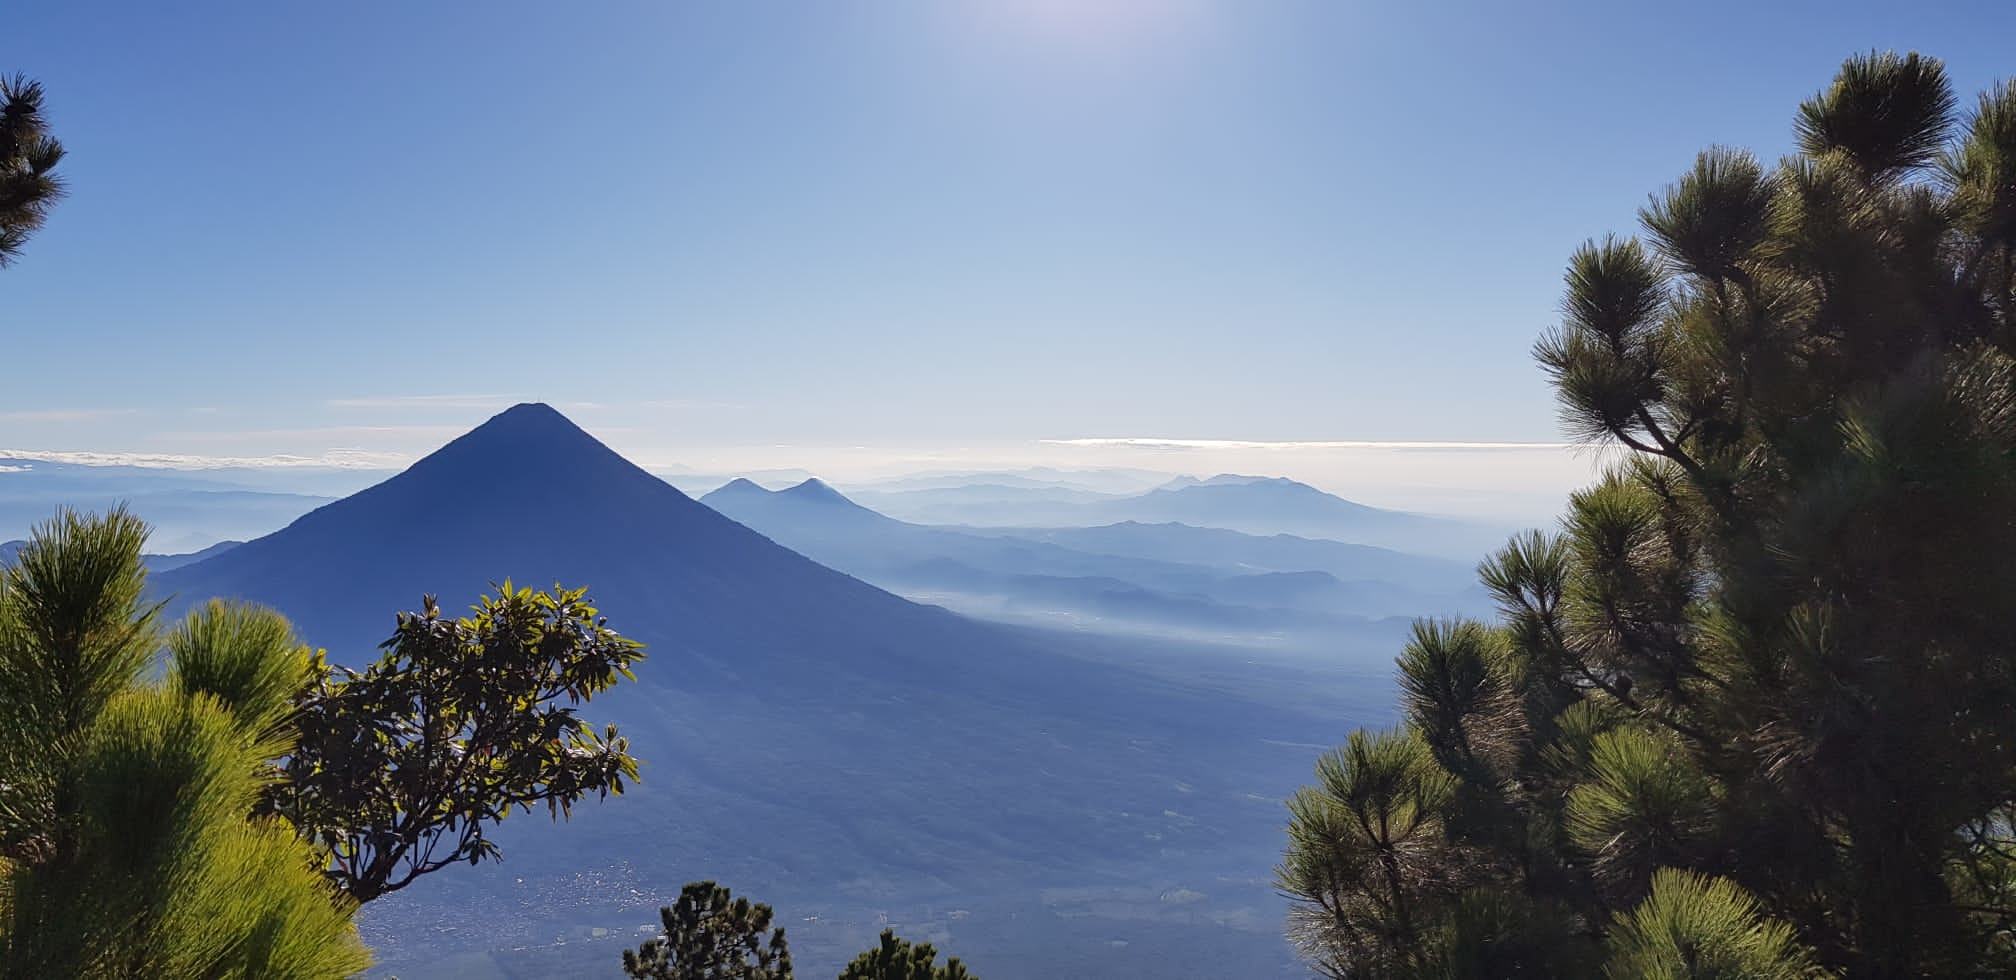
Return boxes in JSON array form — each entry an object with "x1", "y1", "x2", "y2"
[
  {"x1": 0, "y1": 74, "x2": 64, "y2": 267},
  {"x1": 836, "y1": 930, "x2": 976, "y2": 980},
  {"x1": 0, "y1": 509, "x2": 650, "y2": 975},
  {"x1": 1280, "y1": 51, "x2": 2016, "y2": 979},
  {"x1": 617, "y1": 887, "x2": 984, "y2": 980},
  {"x1": 0, "y1": 509, "x2": 369, "y2": 978},
  {"x1": 623, "y1": 881, "x2": 793, "y2": 980}
]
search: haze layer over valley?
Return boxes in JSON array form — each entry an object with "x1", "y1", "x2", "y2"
[
  {"x1": 4, "y1": 428, "x2": 1510, "y2": 657},
  {"x1": 0, "y1": 404, "x2": 1525, "y2": 977}
]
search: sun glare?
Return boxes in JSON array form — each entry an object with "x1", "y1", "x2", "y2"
[{"x1": 963, "y1": 0, "x2": 1208, "y2": 58}]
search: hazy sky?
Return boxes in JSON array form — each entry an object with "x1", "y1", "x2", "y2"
[{"x1": 5, "y1": 1, "x2": 2011, "y2": 515}]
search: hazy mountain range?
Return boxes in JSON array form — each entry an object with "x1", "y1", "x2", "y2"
[
  {"x1": 671, "y1": 466, "x2": 1181, "y2": 498},
  {"x1": 846, "y1": 475, "x2": 1511, "y2": 559},
  {"x1": 850, "y1": 466, "x2": 1180, "y2": 495},
  {"x1": 0, "y1": 537, "x2": 244, "y2": 573},
  {"x1": 5, "y1": 406, "x2": 1516, "y2": 977},
  {"x1": 145, "y1": 404, "x2": 1400, "y2": 978},
  {"x1": 0, "y1": 488, "x2": 326, "y2": 554},
  {"x1": 700, "y1": 478, "x2": 1487, "y2": 645},
  {"x1": 0, "y1": 456, "x2": 349, "y2": 552}
]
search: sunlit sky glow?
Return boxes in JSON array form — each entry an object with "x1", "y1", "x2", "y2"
[{"x1": 5, "y1": 1, "x2": 2010, "y2": 520}]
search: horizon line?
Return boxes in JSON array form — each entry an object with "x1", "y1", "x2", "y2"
[{"x1": 1044, "y1": 437, "x2": 1573, "y2": 451}]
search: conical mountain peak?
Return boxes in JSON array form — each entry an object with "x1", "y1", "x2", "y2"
[
  {"x1": 153, "y1": 404, "x2": 951, "y2": 671},
  {"x1": 705, "y1": 477, "x2": 773, "y2": 500},
  {"x1": 348, "y1": 402, "x2": 627, "y2": 496},
  {"x1": 702, "y1": 475, "x2": 895, "y2": 531},
  {"x1": 779, "y1": 478, "x2": 851, "y2": 505},
  {"x1": 146, "y1": 396, "x2": 1298, "y2": 978},
  {"x1": 489, "y1": 401, "x2": 572, "y2": 426},
  {"x1": 701, "y1": 479, "x2": 778, "y2": 508},
  {"x1": 429, "y1": 402, "x2": 603, "y2": 458}
]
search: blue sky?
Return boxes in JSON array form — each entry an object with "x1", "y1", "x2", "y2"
[{"x1": 5, "y1": 0, "x2": 2012, "y2": 497}]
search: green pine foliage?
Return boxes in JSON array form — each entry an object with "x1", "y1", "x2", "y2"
[
  {"x1": 1602, "y1": 869, "x2": 1829, "y2": 980},
  {"x1": 0, "y1": 73, "x2": 64, "y2": 267},
  {"x1": 1279, "y1": 729, "x2": 1467, "y2": 977},
  {"x1": 0, "y1": 507, "x2": 652, "y2": 976},
  {"x1": 835, "y1": 929, "x2": 975, "y2": 980},
  {"x1": 1280, "y1": 51, "x2": 2016, "y2": 979},
  {"x1": 621, "y1": 884, "x2": 983, "y2": 980},
  {"x1": 168, "y1": 598, "x2": 320, "y2": 746},
  {"x1": 1406, "y1": 890, "x2": 1595, "y2": 980},
  {"x1": 0, "y1": 509, "x2": 370, "y2": 978},
  {"x1": 623, "y1": 881, "x2": 793, "y2": 980}
]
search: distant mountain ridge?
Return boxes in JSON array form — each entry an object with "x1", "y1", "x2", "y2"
[
  {"x1": 979, "y1": 521, "x2": 1471, "y2": 593},
  {"x1": 151, "y1": 403, "x2": 1339, "y2": 976},
  {"x1": 0, "y1": 489, "x2": 331, "y2": 554},
  {"x1": 2, "y1": 537, "x2": 244, "y2": 573},
  {"x1": 709, "y1": 476, "x2": 883, "y2": 514},
  {"x1": 853, "y1": 467, "x2": 1178, "y2": 495},
  {"x1": 702, "y1": 475, "x2": 1485, "y2": 635},
  {"x1": 841, "y1": 470, "x2": 1509, "y2": 559},
  {"x1": 145, "y1": 540, "x2": 243, "y2": 572},
  {"x1": 702, "y1": 477, "x2": 900, "y2": 537},
  {"x1": 1114, "y1": 474, "x2": 1392, "y2": 525},
  {"x1": 155, "y1": 405, "x2": 994, "y2": 687},
  {"x1": 705, "y1": 476, "x2": 770, "y2": 499},
  {"x1": 779, "y1": 477, "x2": 856, "y2": 506}
]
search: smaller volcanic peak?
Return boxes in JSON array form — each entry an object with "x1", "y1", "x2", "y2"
[
  {"x1": 703, "y1": 477, "x2": 775, "y2": 502},
  {"x1": 777, "y1": 478, "x2": 853, "y2": 506},
  {"x1": 704, "y1": 475, "x2": 897, "y2": 533},
  {"x1": 1197, "y1": 473, "x2": 1270, "y2": 487},
  {"x1": 1167, "y1": 474, "x2": 1346, "y2": 501}
]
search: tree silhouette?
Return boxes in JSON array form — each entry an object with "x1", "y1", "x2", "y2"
[
  {"x1": 836, "y1": 929, "x2": 975, "y2": 980},
  {"x1": 623, "y1": 881, "x2": 792, "y2": 980},
  {"x1": 0, "y1": 507, "x2": 654, "y2": 975},
  {"x1": 618, "y1": 886, "x2": 987, "y2": 980},
  {"x1": 264, "y1": 583, "x2": 645, "y2": 903},
  {"x1": 0, "y1": 74, "x2": 65, "y2": 267},
  {"x1": 1281, "y1": 51, "x2": 2016, "y2": 978}
]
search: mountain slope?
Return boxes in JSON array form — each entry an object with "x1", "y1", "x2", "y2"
[
  {"x1": 3, "y1": 537, "x2": 244, "y2": 573},
  {"x1": 0, "y1": 489, "x2": 331, "y2": 553},
  {"x1": 701, "y1": 477, "x2": 898, "y2": 536},
  {"x1": 702, "y1": 478, "x2": 1479, "y2": 630},
  {"x1": 980, "y1": 521, "x2": 1474, "y2": 593},
  {"x1": 1087, "y1": 475, "x2": 1493, "y2": 554},
  {"x1": 846, "y1": 473, "x2": 1508, "y2": 560},
  {"x1": 152, "y1": 404, "x2": 1349, "y2": 977},
  {"x1": 145, "y1": 539, "x2": 243, "y2": 572},
  {"x1": 159, "y1": 406, "x2": 1120, "y2": 698},
  {"x1": 844, "y1": 483, "x2": 1124, "y2": 526}
]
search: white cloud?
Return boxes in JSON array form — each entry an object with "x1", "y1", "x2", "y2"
[
  {"x1": 156, "y1": 425, "x2": 470, "y2": 443},
  {"x1": 639, "y1": 399, "x2": 743, "y2": 411},
  {"x1": 325, "y1": 396, "x2": 732, "y2": 415},
  {"x1": 325, "y1": 395, "x2": 516, "y2": 411},
  {"x1": 0, "y1": 448, "x2": 411, "y2": 470},
  {"x1": 321, "y1": 396, "x2": 745, "y2": 417},
  {"x1": 0, "y1": 408, "x2": 144, "y2": 423},
  {"x1": 1044, "y1": 437, "x2": 1571, "y2": 451}
]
